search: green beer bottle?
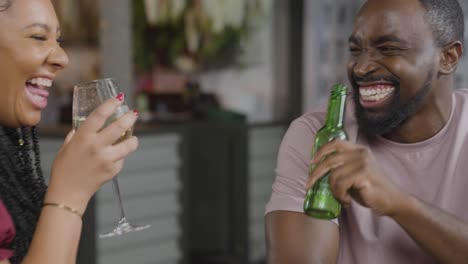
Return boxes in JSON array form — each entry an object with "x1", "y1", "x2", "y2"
[{"x1": 303, "y1": 84, "x2": 348, "y2": 219}]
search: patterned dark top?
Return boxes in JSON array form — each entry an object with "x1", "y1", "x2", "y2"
[{"x1": 0, "y1": 200, "x2": 14, "y2": 261}]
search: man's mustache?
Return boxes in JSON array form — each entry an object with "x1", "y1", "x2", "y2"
[{"x1": 351, "y1": 73, "x2": 400, "y2": 86}]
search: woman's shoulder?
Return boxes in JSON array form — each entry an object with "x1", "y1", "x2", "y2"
[{"x1": 0, "y1": 200, "x2": 15, "y2": 261}]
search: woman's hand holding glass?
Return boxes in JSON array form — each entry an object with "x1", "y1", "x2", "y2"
[{"x1": 44, "y1": 96, "x2": 139, "y2": 217}]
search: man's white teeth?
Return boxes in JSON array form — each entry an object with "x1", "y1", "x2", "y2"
[
  {"x1": 360, "y1": 87, "x2": 393, "y2": 96},
  {"x1": 360, "y1": 85, "x2": 395, "y2": 101},
  {"x1": 27, "y1": 77, "x2": 52, "y2": 87}
]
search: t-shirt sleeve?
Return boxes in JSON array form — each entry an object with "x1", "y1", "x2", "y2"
[
  {"x1": 265, "y1": 116, "x2": 320, "y2": 213},
  {"x1": 0, "y1": 200, "x2": 15, "y2": 261},
  {"x1": 265, "y1": 115, "x2": 339, "y2": 225}
]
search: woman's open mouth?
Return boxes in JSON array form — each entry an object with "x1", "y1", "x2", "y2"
[{"x1": 25, "y1": 77, "x2": 52, "y2": 110}]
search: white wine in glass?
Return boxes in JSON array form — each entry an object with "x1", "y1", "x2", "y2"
[{"x1": 72, "y1": 78, "x2": 150, "y2": 238}]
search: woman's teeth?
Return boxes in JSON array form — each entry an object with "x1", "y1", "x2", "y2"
[
  {"x1": 27, "y1": 77, "x2": 52, "y2": 87},
  {"x1": 360, "y1": 85, "x2": 395, "y2": 101}
]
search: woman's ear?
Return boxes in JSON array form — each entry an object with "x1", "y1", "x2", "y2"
[{"x1": 439, "y1": 41, "x2": 463, "y2": 75}]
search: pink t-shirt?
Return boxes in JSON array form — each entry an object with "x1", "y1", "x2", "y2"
[
  {"x1": 266, "y1": 89, "x2": 468, "y2": 263},
  {"x1": 0, "y1": 200, "x2": 15, "y2": 261}
]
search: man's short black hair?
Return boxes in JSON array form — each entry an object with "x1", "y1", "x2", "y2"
[{"x1": 418, "y1": 0, "x2": 465, "y2": 47}]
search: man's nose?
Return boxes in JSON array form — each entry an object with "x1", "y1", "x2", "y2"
[{"x1": 353, "y1": 51, "x2": 378, "y2": 77}]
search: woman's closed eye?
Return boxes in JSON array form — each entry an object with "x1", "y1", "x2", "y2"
[
  {"x1": 56, "y1": 36, "x2": 65, "y2": 45},
  {"x1": 30, "y1": 34, "x2": 47, "y2": 41}
]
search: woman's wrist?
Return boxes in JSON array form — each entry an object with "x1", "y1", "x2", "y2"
[
  {"x1": 43, "y1": 202, "x2": 83, "y2": 219},
  {"x1": 44, "y1": 183, "x2": 91, "y2": 216}
]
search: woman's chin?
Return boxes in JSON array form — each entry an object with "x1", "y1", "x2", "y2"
[{"x1": 17, "y1": 112, "x2": 41, "y2": 127}]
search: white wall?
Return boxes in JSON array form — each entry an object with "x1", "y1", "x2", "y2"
[
  {"x1": 199, "y1": 7, "x2": 276, "y2": 123},
  {"x1": 303, "y1": 0, "x2": 364, "y2": 112}
]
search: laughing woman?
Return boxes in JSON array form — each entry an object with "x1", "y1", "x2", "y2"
[{"x1": 0, "y1": 0, "x2": 139, "y2": 263}]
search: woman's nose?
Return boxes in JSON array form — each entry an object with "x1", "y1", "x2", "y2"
[{"x1": 47, "y1": 45, "x2": 69, "y2": 71}]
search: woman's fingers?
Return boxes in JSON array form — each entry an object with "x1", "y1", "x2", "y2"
[
  {"x1": 74, "y1": 92, "x2": 139, "y2": 146},
  {"x1": 48, "y1": 94, "x2": 141, "y2": 209},
  {"x1": 99, "y1": 110, "x2": 138, "y2": 146},
  {"x1": 63, "y1": 130, "x2": 75, "y2": 145},
  {"x1": 89, "y1": 136, "x2": 138, "y2": 180},
  {"x1": 101, "y1": 136, "x2": 139, "y2": 162},
  {"x1": 78, "y1": 96, "x2": 124, "y2": 133}
]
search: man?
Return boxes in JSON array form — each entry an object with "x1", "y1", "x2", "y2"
[{"x1": 265, "y1": 0, "x2": 468, "y2": 263}]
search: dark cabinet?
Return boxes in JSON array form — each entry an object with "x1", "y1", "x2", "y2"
[{"x1": 182, "y1": 122, "x2": 248, "y2": 264}]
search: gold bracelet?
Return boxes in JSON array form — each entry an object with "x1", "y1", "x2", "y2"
[{"x1": 43, "y1": 202, "x2": 83, "y2": 219}]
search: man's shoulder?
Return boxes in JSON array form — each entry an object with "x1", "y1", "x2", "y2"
[
  {"x1": 294, "y1": 107, "x2": 327, "y2": 131},
  {"x1": 453, "y1": 89, "x2": 468, "y2": 116},
  {"x1": 292, "y1": 99, "x2": 359, "y2": 141},
  {"x1": 454, "y1": 88, "x2": 468, "y2": 96}
]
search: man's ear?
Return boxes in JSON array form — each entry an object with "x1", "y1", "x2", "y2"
[{"x1": 439, "y1": 41, "x2": 463, "y2": 75}]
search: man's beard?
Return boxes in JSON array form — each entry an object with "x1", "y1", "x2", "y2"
[{"x1": 351, "y1": 71, "x2": 432, "y2": 137}]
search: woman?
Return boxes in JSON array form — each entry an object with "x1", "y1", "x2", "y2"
[{"x1": 0, "y1": 0, "x2": 139, "y2": 263}]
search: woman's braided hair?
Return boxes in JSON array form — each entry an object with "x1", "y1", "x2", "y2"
[
  {"x1": 0, "y1": 1, "x2": 48, "y2": 262},
  {"x1": 0, "y1": 126, "x2": 47, "y2": 264}
]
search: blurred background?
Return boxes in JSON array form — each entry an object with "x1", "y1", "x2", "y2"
[{"x1": 37, "y1": 0, "x2": 468, "y2": 263}]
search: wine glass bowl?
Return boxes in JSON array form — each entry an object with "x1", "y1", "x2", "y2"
[{"x1": 73, "y1": 78, "x2": 150, "y2": 238}]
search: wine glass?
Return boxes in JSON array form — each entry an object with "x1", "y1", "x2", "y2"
[{"x1": 72, "y1": 78, "x2": 151, "y2": 238}]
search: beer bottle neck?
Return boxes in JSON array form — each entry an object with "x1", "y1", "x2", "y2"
[{"x1": 325, "y1": 92, "x2": 346, "y2": 130}]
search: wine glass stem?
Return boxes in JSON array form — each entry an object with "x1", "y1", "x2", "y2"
[{"x1": 112, "y1": 177, "x2": 127, "y2": 220}]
